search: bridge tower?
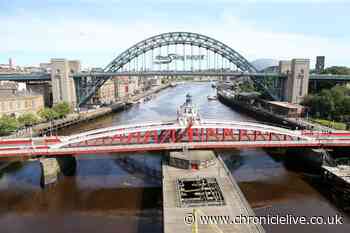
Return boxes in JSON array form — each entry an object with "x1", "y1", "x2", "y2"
[
  {"x1": 51, "y1": 59, "x2": 80, "y2": 107},
  {"x1": 282, "y1": 59, "x2": 310, "y2": 104}
]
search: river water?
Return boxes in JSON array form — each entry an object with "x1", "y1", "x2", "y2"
[{"x1": 0, "y1": 83, "x2": 349, "y2": 233}]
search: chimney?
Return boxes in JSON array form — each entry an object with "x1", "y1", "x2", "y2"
[{"x1": 9, "y1": 58, "x2": 13, "y2": 69}]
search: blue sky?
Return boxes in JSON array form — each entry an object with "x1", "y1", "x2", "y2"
[{"x1": 1, "y1": 0, "x2": 349, "y2": 68}]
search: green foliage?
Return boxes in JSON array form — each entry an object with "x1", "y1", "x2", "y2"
[
  {"x1": 239, "y1": 81, "x2": 256, "y2": 92},
  {"x1": 322, "y1": 66, "x2": 350, "y2": 75},
  {"x1": 0, "y1": 102, "x2": 72, "y2": 136},
  {"x1": 302, "y1": 85, "x2": 350, "y2": 122},
  {"x1": 52, "y1": 102, "x2": 71, "y2": 118},
  {"x1": 311, "y1": 119, "x2": 347, "y2": 130},
  {"x1": 17, "y1": 113, "x2": 39, "y2": 127},
  {"x1": 0, "y1": 115, "x2": 19, "y2": 136},
  {"x1": 38, "y1": 108, "x2": 59, "y2": 121}
]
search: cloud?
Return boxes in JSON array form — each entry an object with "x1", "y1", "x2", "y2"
[
  {"x1": 212, "y1": 13, "x2": 349, "y2": 66},
  {"x1": 1, "y1": 8, "x2": 349, "y2": 67}
]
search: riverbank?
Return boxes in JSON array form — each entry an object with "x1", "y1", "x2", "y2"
[
  {"x1": 129, "y1": 83, "x2": 171, "y2": 103},
  {"x1": 4, "y1": 84, "x2": 171, "y2": 138},
  {"x1": 217, "y1": 90, "x2": 307, "y2": 129},
  {"x1": 216, "y1": 89, "x2": 345, "y2": 132}
]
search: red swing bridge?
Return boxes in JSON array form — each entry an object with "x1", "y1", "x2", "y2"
[
  {"x1": 1, "y1": 120, "x2": 350, "y2": 158},
  {"x1": 1, "y1": 95, "x2": 350, "y2": 158}
]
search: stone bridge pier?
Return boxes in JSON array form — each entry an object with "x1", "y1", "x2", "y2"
[{"x1": 39, "y1": 156, "x2": 76, "y2": 187}]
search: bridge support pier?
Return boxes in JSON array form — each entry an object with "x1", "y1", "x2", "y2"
[
  {"x1": 281, "y1": 59, "x2": 310, "y2": 104},
  {"x1": 40, "y1": 158, "x2": 61, "y2": 187},
  {"x1": 40, "y1": 156, "x2": 76, "y2": 187}
]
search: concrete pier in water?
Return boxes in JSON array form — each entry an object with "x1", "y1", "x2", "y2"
[
  {"x1": 39, "y1": 156, "x2": 76, "y2": 187},
  {"x1": 40, "y1": 158, "x2": 61, "y2": 186},
  {"x1": 162, "y1": 150, "x2": 265, "y2": 233}
]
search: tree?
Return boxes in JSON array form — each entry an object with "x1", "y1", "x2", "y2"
[
  {"x1": 322, "y1": 66, "x2": 350, "y2": 75},
  {"x1": 327, "y1": 86, "x2": 350, "y2": 120},
  {"x1": 0, "y1": 115, "x2": 19, "y2": 136},
  {"x1": 17, "y1": 113, "x2": 39, "y2": 127},
  {"x1": 341, "y1": 96, "x2": 350, "y2": 118},
  {"x1": 302, "y1": 85, "x2": 350, "y2": 121},
  {"x1": 239, "y1": 81, "x2": 256, "y2": 92},
  {"x1": 52, "y1": 102, "x2": 71, "y2": 118},
  {"x1": 319, "y1": 90, "x2": 335, "y2": 119},
  {"x1": 38, "y1": 108, "x2": 59, "y2": 121}
]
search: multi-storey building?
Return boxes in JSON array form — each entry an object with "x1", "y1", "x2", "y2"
[
  {"x1": 0, "y1": 83, "x2": 44, "y2": 116},
  {"x1": 92, "y1": 79, "x2": 116, "y2": 105},
  {"x1": 115, "y1": 76, "x2": 129, "y2": 100},
  {"x1": 91, "y1": 75, "x2": 142, "y2": 104},
  {"x1": 128, "y1": 76, "x2": 141, "y2": 95}
]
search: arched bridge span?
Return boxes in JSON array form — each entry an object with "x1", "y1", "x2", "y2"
[
  {"x1": 104, "y1": 32, "x2": 257, "y2": 73},
  {"x1": 75, "y1": 32, "x2": 278, "y2": 106},
  {"x1": 1, "y1": 120, "x2": 350, "y2": 157}
]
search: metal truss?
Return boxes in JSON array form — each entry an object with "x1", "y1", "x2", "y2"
[
  {"x1": 104, "y1": 32, "x2": 257, "y2": 72},
  {"x1": 75, "y1": 32, "x2": 279, "y2": 106},
  {"x1": 1, "y1": 120, "x2": 350, "y2": 157},
  {"x1": 102, "y1": 32, "x2": 280, "y2": 100}
]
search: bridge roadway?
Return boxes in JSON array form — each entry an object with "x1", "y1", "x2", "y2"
[
  {"x1": 1, "y1": 120, "x2": 350, "y2": 157},
  {"x1": 0, "y1": 73, "x2": 50, "y2": 81},
  {"x1": 73, "y1": 71, "x2": 350, "y2": 81},
  {"x1": 1, "y1": 71, "x2": 350, "y2": 81}
]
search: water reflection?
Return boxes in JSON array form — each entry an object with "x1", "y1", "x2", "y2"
[{"x1": 0, "y1": 83, "x2": 349, "y2": 233}]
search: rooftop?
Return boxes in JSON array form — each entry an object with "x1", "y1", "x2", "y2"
[
  {"x1": 0, "y1": 82, "x2": 18, "y2": 89},
  {"x1": 237, "y1": 92, "x2": 261, "y2": 98},
  {"x1": 267, "y1": 101, "x2": 304, "y2": 110}
]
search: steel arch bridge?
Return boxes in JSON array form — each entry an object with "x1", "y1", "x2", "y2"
[
  {"x1": 74, "y1": 32, "x2": 279, "y2": 107},
  {"x1": 104, "y1": 32, "x2": 257, "y2": 73},
  {"x1": 1, "y1": 119, "x2": 350, "y2": 157}
]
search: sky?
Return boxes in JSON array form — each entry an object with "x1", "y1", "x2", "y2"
[{"x1": 0, "y1": 0, "x2": 349, "y2": 68}]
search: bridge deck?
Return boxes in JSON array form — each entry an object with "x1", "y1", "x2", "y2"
[
  {"x1": 162, "y1": 151, "x2": 264, "y2": 233},
  {"x1": 2, "y1": 71, "x2": 350, "y2": 82},
  {"x1": 1, "y1": 120, "x2": 350, "y2": 157}
]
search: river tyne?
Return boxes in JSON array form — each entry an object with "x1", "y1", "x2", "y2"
[{"x1": 0, "y1": 83, "x2": 349, "y2": 233}]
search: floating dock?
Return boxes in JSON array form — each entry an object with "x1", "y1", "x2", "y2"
[
  {"x1": 162, "y1": 150, "x2": 265, "y2": 233},
  {"x1": 322, "y1": 164, "x2": 350, "y2": 209},
  {"x1": 323, "y1": 165, "x2": 350, "y2": 184}
]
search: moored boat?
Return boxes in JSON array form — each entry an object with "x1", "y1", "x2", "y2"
[{"x1": 207, "y1": 95, "x2": 217, "y2": 101}]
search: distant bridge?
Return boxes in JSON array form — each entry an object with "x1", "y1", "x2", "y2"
[
  {"x1": 0, "y1": 73, "x2": 50, "y2": 82},
  {"x1": 2, "y1": 71, "x2": 350, "y2": 81},
  {"x1": 0, "y1": 119, "x2": 350, "y2": 158},
  {"x1": 73, "y1": 71, "x2": 350, "y2": 81},
  {"x1": 1, "y1": 31, "x2": 350, "y2": 106}
]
